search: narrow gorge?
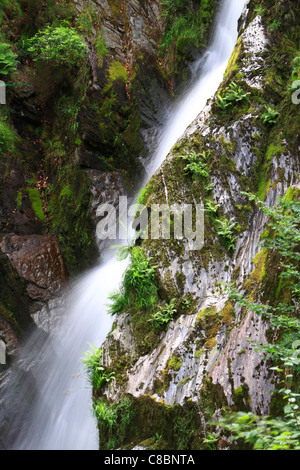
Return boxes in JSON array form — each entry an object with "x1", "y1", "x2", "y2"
[{"x1": 0, "y1": 0, "x2": 299, "y2": 451}]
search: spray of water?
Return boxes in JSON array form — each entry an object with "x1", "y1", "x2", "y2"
[{"x1": 9, "y1": 0, "x2": 247, "y2": 450}]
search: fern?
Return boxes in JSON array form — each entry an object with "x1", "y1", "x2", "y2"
[{"x1": 0, "y1": 43, "x2": 18, "y2": 76}]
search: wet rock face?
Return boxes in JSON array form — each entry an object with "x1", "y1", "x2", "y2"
[
  {"x1": 88, "y1": 169, "x2": 129, "y2": 251},
  {"x1": 98, "y1": 9, "x2": 300, "y2": 439},
  {"x1": 0, "y1": 234, "x2": 67, "y2": 306},
  {"x1": 76, "y1": 0, "x2": 171, "y2": 175},
  {"x1": 74, "y1": 0, "x2": 162, "y2": 70}
]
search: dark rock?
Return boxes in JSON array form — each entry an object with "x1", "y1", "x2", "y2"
[{"x1": 0, "y1": 234, "x2": 68, "y2": 305}]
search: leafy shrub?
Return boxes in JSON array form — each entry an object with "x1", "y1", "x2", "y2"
[
  {"x1": 0, "y1": 43, "x2": 18, "y2": 76},
  {"x1": 25, "y1": 23, "x2": 88, "y2": 66},
  {"x1": 291, "y1": 56, "x2": 300, "y2": 80}
]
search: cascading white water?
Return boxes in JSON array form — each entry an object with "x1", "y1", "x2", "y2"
[
  {"x1": 147, "y1": 0, "x2": 247, "y2": 177},
  {"x1": 10, "y1": 0, "x2": 247, "y2": 450}
]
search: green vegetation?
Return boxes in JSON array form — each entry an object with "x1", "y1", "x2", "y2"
[
  {"x1": 25, "y1": 23, "x2": 88, "y2": 66},
  {"x1": 205, "y1": 199, "x2": 220, "y2": 217},
  {"x1": 94, "y1": 397, "x2": 136, "y2": 449},
  {"x1": 159, "y1": 0, "x2": 216, "y2": 54},
  {"x1": 218, "y1": 195, "x2": 300, "y2": 450},
  {"x1": 167, "y1": 355, "x2": 183, "y2": 372},
  {"x1": 106, "y1": 60, "x2": 127, "y2": 87},
  {"x1": 0, "y1": 42, "x2": 18, "y2": 76},
  {"x1": 148, "y1": 298, "x2": 177, "y2": 328},
  {"x1": 47, "y1": 165, "x2": 97, "y2": 274},
  {"x1": 82, "y1": 344, "x2": 115, "y2": 393},
  {"x1": 158, "y1": 0, "x2": 217, "y2": 82},
  {"x1": 27, "y1": 188, "x2": 46, "y2": 222},
  {"x1": 291, "y1": 56, "x2": 300, "y2": 81},
  {"x1": 261, "y1": 105, "x2": 280, "y2": 125},
  {"x1": 95, "y1": 31, "x2": 108, "y2": 67},
  {"x1": 108, "y1": 247, "x2": 159, "y2": 315},
  {"x1": 0, "y1": 115, "x2": 16, "y2": 156},
  {"x1": 216, "y1": 217, "x2": 237, "y2": 251},
  {"x1": 268, "y1": 18, "x2": 281, "y2": 33},
  {"x1": 179, "y1": 150, "x2": 211, "y2": 180},
  {"x1": 217, "y1": 82, "x2": 250, "y2": 111},
  {"x1": 93, "y1": 401, "x2": 118, "y2": 431}
]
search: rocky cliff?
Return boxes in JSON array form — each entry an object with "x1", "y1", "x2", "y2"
[
  {"x1": 0, "y1": 0, "x2": 299, "y2": 451},
  {"x1": 93, "y1": 0, "x2": 300, "y2": 450}
]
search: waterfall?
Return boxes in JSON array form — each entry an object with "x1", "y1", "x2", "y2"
[{"x1": 9, "y1": 0, "x2": 248, "y2": 450}]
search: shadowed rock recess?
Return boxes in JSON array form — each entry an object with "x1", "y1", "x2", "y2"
[{"x1": 0, "y1": 0, "x2": 299, "y2": 451}]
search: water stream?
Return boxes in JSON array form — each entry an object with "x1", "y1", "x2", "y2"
[{"x1": 9, "y1": 0, "x2": 247, "y2": 450}]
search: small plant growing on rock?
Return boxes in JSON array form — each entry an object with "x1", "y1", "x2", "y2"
[
  {"x1": 205, "y1": 199, "x2": 220, "y2": 216},
  {"x1": 108, "y1": 247, "x2": 159, "y2": 314},
  {"x1": 216, "y1": 217, "x2": 237, "y2": 250},
  {"x1": 148, "y1": 298, "x2": 177, "y2": 328},
  {"x1": 0, "y1": 43, "x2": 18, "y2": 76},
  {"x1": 217, "y1": 82, "x2": 250, "y2": 110},
  {"x1": 179, "y1": 150, "x2": 211, "y2": 180},
  {"x1": 82, "y1": 344, "x2": 115, "y2": 392},
  {"x1": 93, "y1": 401, "x2": 118, "y2": 429},
  {"x1": 261, "y1": 105, "x2": 279, "y2": 126}
]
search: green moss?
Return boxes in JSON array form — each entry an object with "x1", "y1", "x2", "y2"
[
  {"x1": 233, "y1": 384, "x2": 251, "y2": 411},
  {"x1": 265, "y1": 142, "x2": 285, "y2": 161},
  {"x1": 153, "y1": 370, "x2": 172, "y2": 396},
  {"x1": 224, "y1": 36, "x2": 242, "y2": 77},
  {"x1": 260, "y1": 228, "x2": 270, "y2": 240},
  {"x1": 195, "y1": 349, "x2": 205, "y2": 358},
  {"x1": 95, "y1": 394, "x2": 206, "y2": 450},
  {"x1": 251, "y1": 249, "x2": 268, "y2": 284},
  {"x1": 47, "y1": 166, "x2": 98, "y2": 275},
  {"x1": 283, "y1": 186, "x2": 300, "y2": 202},
  {"x1": 219, "y1": 301, "x2": 235, "y2": 326},
  {"x1": 105, "y1": 60, "x2": 127, "y2": 89},
  {"x1": 0, "y1": 114, "x2": 17, "y2": 156},
  {"x1": 27, "y1": 188, "x2": 46, "y2": 222},
  {"x1": 256, "y1": 178, "x2": 272, "y2": 201},
  {"x1": 167, "y1": 355, "x2": 183, "y2": 372},
  {"x1": 196, "y1": 306, "x2": 217, "y2": 328}
]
